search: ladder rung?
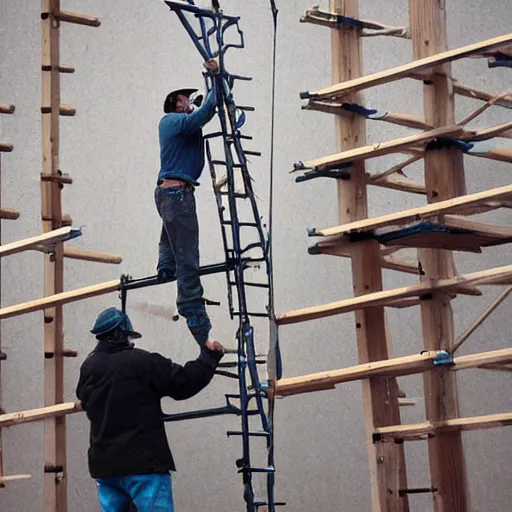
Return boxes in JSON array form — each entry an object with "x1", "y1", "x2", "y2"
[
  {"x1": 215, "y1": 370, "x2": 239, "y2": 379},
  {"x1": 237, "y1": 105, "x2": 255, "y2": 112},
  {"x1": 232, "y1": 312, "x2": 270, "y2": 318},
  {"x1": 244, "y1": 150, "x2": 262, "y2": 157},
  {"x1": 241, "y1": 242, "x2": 264, "y2": 254},
  {"x1": 239, "y1": 466, "x2": 275, "y2": 474},
  {"x1": 229, "y1": 74, "x2": 253, "y2": 82},
  {"x1": 211, "y1": 160, "x2": 243, "y2": 168},
  {"x1": 226, "y1": 431, "x2": 270, "y2": 437},
  {"x1": 222, "y1": 221, "x2": 260, "y2": 228},
  {"x1": 230, "y1": 281, "x2": 269, "y2": 289},
  {"x1": 219, "y1": 359, "x2": 266, "y2": 368},
  {"x1": 220, "y1": 192, "x2": 248, "y2": 199},
  {"x1": 204, "y1": 132, "x2": 225, "y2": 139}
]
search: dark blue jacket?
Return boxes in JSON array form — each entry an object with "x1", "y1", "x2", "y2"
[
  {"x1": 76, "y1": 340, "x2": 222, "y2": 478},
  {"x1": 157, "y1": 85, "x2": 217, "y2": 185}
]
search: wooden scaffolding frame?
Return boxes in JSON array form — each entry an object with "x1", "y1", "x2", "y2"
[
  {"x1": 0, "y1": 2, "x2": 122, "y2": 510},
  {"x1": 1, "y1": 1, "x2": 511, "y2": 511},
  {"x1": 274, "y1": 1, "x2": 512, "y2": 511}
]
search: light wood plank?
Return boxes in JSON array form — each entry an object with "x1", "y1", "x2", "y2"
[
  {"x1": 374, "y1": 412, "x2": 512, "y2": 441},
  {"x1": 276, "y1": 264, "x2": 512, "y2": 326},
  {"x1": 453, "y1": 287, "x2": 512, "y2": 353},
  {"x1": 275, "y1": 348, "x2": 512, "y2": 396},
  {"x1": 0, "y1": 280, "x2": 120, "y2": 320},
  {"x1": 33, "y1": 246, "x2": 123, "y2": 265},
  {"x1": 0, "y1": 208, "x2": 19, "y2": 220},
  {"x1": 328, "y1": 1, "x2": 409, "y2": 509},
  {"x1": 370, "y1": 175, "x2": 426, "y2": 195},
  {"x1": 298, "y1": 125, "x2": 462, "y2": 171},
  {"x1": 304, "y1": 100, "x2": 432, "y2": 130},
  {"x1": 453, "y1": 83, "x2": 512, "y2": 109},
  {"x1": 302, "y1": 33, "x2": 512, "y2": 100},
  {"x1": 0, "y1": 227, "x2": 79, "y2": 258},
  {"x1": 56, "y1": 11, "x2": 100, "y2": 27},
  {"x1": 276, "y1": 351, "x2": 439, "y2": 396},
  {"x1": 0, "y1": 474, "x2": 32, "y2": 483},
  {"x1": 0, "y1": 105, "x2": 15, "y2": 114},
  {"x1": 0, "y1": 143, "x2": 13, "y2": 153},
  {"x1": 311, "y1": 184, "x2": 512, "y2": 237},
  {"x1": 0, "y1": 403, "x2": 82, "y2": 428}
]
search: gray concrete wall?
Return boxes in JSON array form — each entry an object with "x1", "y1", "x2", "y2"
[{"x1": 1, "y1": 1, "x2": 511, "y2": 511}]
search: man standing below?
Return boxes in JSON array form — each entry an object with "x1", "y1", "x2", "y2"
[
  {"x1": 77, "y1": 306, "x2": 225, "y2": 511},
  {"x1": 155, "y1": 58, "x2": 220, "y2": 351}
]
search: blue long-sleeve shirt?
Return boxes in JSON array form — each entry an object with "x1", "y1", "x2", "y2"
[{"x1": 157, "y1": 85, "x2": 217, "y2": 185}]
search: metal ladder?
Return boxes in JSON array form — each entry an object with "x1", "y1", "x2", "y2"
[{"x1": 120, "y1": 2, "x2": 283, "y2": 510}]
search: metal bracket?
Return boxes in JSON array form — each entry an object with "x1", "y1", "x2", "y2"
[{"x1": 433, "y1": 350, "x2": 455, "y2": 367}]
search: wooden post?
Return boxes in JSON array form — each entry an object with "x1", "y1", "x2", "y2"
[
  {"x1": 0, "y1": 153, "x2": 4, "y2": 484},
  {"x1": 408, "y1": 2, "x2": 469, "y2": 510},
  {"x1": 330, "y1": 2, "x2": 408, "y2": 510},
  {"x1": 41, "y1": 1, "x2": 67, "y2": 510},
  {"x1": 0, "y1": 102, "x2": 15, "y2": 485}
]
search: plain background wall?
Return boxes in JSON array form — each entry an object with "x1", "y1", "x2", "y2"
[{"x1": 1, "y1": 0, "x2": 511, "y2": 510}]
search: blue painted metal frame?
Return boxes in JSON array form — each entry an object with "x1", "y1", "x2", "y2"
[{"x1": 162, "y1": 2, "x2": 282, "y2": 511}]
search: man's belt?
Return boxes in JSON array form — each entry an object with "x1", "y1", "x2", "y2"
[{"x1": 160, "y1": 179, "x2": 193, "y2": 189}]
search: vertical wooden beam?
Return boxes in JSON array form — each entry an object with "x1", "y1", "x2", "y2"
[
  {"x1": 330, "y1": 2, "x2": 409, "y2": 511},
  {"x1": 41, "y1": 1, "x2": 67, "y2": 511},
  {"x1": 408, "y1": 2, "x2": 469, "y2": 511},
  {"x1": 0, "y1": 154, "x2": 4, "y2": 484}
]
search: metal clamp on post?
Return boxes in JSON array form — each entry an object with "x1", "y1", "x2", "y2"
[
  {"x1": 488, "y1": 52, "x2": 512, "y2": 69},
  {"x1": 295, "y1": 167, "x2": 352, "y2": 183},
  {"x1": 433, "y1": 350, "x2": 455, "y2": 367}
]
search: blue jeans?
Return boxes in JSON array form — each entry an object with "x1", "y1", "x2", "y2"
[
  {"x1": 154, "y1": 185, "x2": 211, "y2": 347},
  {"x1": 96, "y1": 473, "x2": 174, "y2": 512}
]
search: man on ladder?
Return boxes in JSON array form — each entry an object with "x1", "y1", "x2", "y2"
[{"x1": 155, "y1": 58, "x2": 221, "y2": 351}]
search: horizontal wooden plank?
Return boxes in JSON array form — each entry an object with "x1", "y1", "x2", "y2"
[
  {"x1": 463, "y1": 120, "x2": 512, "y2": 141},
  {"x1": 479, "y1": 363, "x2": 512, "y2": 372},
  {"x1": 310, "y1": 184, "x2": 512, "y2": 238},
  {"x1": 56, "y1": 10, "x2": 100, "y2": 27},
  {"x1": 444, "y1": 216, "x2": 512, "y2": 239},
  {"x1": 0, "y1": 474, "x2": 32, "y2": 483},
  {"x1": 32, "y1": 244, "x2": 122, "y2": 264},
  {"x1": 275, "y1": 348, "x2": 512, "y2": 396},
  {"x1": 0, "y1": 227, "x2": 80, "y2": 258},
  {"x1": 453, "y1": 83, "x2": 512, "y2": 109},
  {"x1": 311, "y1": 239, "x2": 419, "y2": 275},
  {"x1": 0, "y1": 208, "x2": 20, "y2": 220},
  {"x1": 303, "y1": 100, "x2": 432, "y2": 130},
  {"x1": 370, "y1": 175, "x2": 426, "y2": 195},
  {"x1": 276, "y1": 264, "x2": 512, "y2": 326},
  {"x1": 452, "y1": 348, "x2": 512, "y2": 370},
  {"x1": 297, "y1": 125, "x2": 462, "y2": 171},
  {"x1": 302, "y1": 33, "x2": 512, "y2": 99},
  {"x1": 60, "y1": 247, "x2": 122, "y2": 265},
  {"x1": 276, "y1": 351, "x2": 440, "y2": 396},
  {"x1": 0, "y1": 279, "x2": 120, "y2": 320},
  {"x1": 0, "y1": 402, "x2": 82, "y2": 428},
  {"x1": 469, "y1": 146, "x2": 512, "y2": 164},
  {"x1": 0, "y1": 104, "x2": 15, "y2": 114},
  {"x1": 374, "y1": 412, "x2": 512, "y2": 441}
]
